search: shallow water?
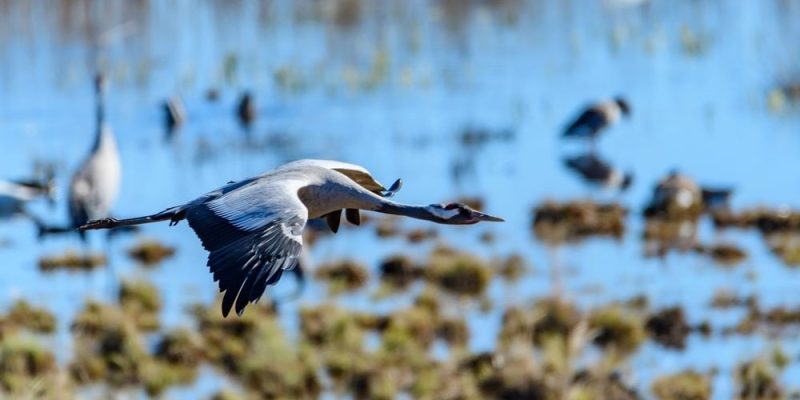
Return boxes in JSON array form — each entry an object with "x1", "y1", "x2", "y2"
[{"x1": 1, "y1": 0, "x2": 800, "y2": 398}]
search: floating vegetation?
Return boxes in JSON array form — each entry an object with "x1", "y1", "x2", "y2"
[
  {"x1": 425, "y1": 246, "x2": 492, "y2": 297},
  {"x1": 437, "y1": 317, "x2": 469, "y2": 347},
  {"x1": 405, "y1": 227, "x2": 437, "y2": 243},
  {"x1": 588, "y1": 305, "x2": 645, "y2": 354},
  {"x1": 127, "y1": 239, "x2": 176, "y2": 266},
  {"x1": 118, "y1": 280, "x2": 162, "y2": 331},
  {"x1": 694, "y1": 243, "x2": 747, "y2": 266},
  {"x1": 495, "y1": 253, "x2": 529, "y2": 282},
  {"x1": 38, "y1": 250, "x2": 106, "y2": 272},
  {"x1": 643, "y1": 219, "x2": 698, "y2": 258},
  {"x1": 646, "y1": 307, "x2": 691, "y2": 349},
  {"x1": 5, "y1": 300, "x2": 56, "y2": 334},
  {"x1": 710, "y1": 289, "x2": 747, "y2": 309},
  {"x1": 736, "y1": 359, "x2": 784, "y2": 400},
  {"x1": 651, "y1": 370, "x2": 711, "y2": 400},
  {"x1": 532, "y1": 200, "x2": 627, "y2": 244},
  {"x1": 711, "y1": 207, "x2": 800, "y2": 234},
  {"x1": 154, "y1": 328, "x2": 205, "y2": 367},
  {"x1": 314, "y1": 260, "x2": 370, "y2": 294},
  {"x1": 499, "y1": 298, "x2": 581, "y2": 348},
  {"x1": 764, "y1": 232, "x2": 800, "y2": 267},
  {"x1": 375, "y1": 217, "x2": 402, "y2": 238},
  {"x1": 0, "y1": 336, "x2": 59, "y2": 396},
  {"x1": 378, "y1": 254, "x2": 422, "y2": 290},
  {"x1": 190, "y1": 301, "x2": 276, "y2": 372},
  {"x1": 69, "y1": 318, "x2": 149, "y2": 387}
]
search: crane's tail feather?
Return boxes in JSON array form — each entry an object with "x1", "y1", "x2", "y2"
[{"x1": 79, "y1": 208, "x2": 185, "y2": 231}]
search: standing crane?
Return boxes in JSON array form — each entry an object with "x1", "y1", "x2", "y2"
[
  {"x1": 68, "y1": 73, "x2": 122, "y2": 241},
  {"x1": 79, "y1": 159, "x2": 502, "y2": 317},
  {"x1": 563, "y1": 97, "x2": 631, "y2": 149}
]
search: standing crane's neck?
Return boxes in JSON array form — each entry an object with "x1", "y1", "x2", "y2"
[{"x1": 92, "y1": 83, "x2": 111, "y2": 152}]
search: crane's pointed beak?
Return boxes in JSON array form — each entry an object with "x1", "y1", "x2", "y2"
[{"x1": 472, "y1": 210, "x2": 504, "y2": 222}]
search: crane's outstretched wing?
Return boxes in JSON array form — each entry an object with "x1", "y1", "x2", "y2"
[
  {"x1": 278, "y1": 159, "x2": 401, "y2": 196},
  {"x1": 185, "y1": 179, "x2": 307, "y2": 317}
]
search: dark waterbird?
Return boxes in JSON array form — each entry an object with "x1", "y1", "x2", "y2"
[
  {"x1": 563, "y1": 97, "x2": 631, "y2": 148},
  {"x1": 79, "y1": 160, "x2": 503, "y2": 317},
  {"x1": 563, "y1": 153, "x2": 633, "y2": 192}
]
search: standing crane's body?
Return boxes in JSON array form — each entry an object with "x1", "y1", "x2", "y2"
[
  {"x1": 81, "y1": 159, "x2": 502, "y2": 317},
  {"x1": 68, "y1": 74, "x2": 121, "y2": 240},
  {"x1": 563, "y1": 97, "x2": 631, "y2": 147}
]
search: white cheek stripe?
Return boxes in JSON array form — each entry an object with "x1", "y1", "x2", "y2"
[{"x1": 428, "y1": 206, "x2": 459, "y2": 220}]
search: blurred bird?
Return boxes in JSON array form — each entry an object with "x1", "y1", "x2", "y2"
[
  {"x1": 564, "y1": 153, "x2": 633, "y2": 192},
  {"x1": 39, "y1": 74, "x2": 121, "y2": 241},
  {"x1": 163, "y1": 96, "x2": 186, "y2": 134},
  {"x1": 69, "y1": 74, "x2": 121, "y2": 240},
  {"x1": 237, "y1": 91, "x2": 256, "y2": 127},
  {"x1": 0, "y1": 177, "x2": 55, "y2": 219},
  {"x1": 80, "y1": 159, "x2": 503, "y2": 317},
  {"x1": 563, "y1": 97, "x2": 631, "y2": 148},
  {"x1": 644, "y1": 171, "x2": 733, "y2": 217}
]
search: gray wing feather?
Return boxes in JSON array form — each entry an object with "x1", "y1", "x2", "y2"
[{"x1": 185, "y1": 180, "x2": 307, "y2": 317}]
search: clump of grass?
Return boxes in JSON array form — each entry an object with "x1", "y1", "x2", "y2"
[
  {"x1": 437, "y1": 317, "x2": 469, "y2": 348},
  {"x1": 378, "y1": 254, "x2": 422, "y2": 290},
  {"x1": 38, "y1": 250, "x2": 105, "y2": 272},
  {"x1": 496, "y1": 253, "x2": 529, "y2": 282},
  {"x1": 237, "y1": 316, "x2": 320, "y2": 398},
  {"x1": 499, "y1": 298, "x2": 581, "y2": 349},
  {"x1": 190, "y1": 301, "x2": 275, "y2": 372},
  {"x1": 154, "y1": 328, "x2": 205, "y2": 367},
  {"x1": 425, "y1": 246, "x2": 492, "y2": 297},
  {"x1": 210, "y1": 389, "x2": 245, "y2": 400},
  {"x1": 694, "y1": 243, "x2": 747, "y2": 266},
  {"x1": 710, "y1": 289, "x2": 745, "y2": 309},
  {"x1": 0, "y1": 336, "x2": 57, "y2": 394},
  {"x1": 5, "y1": 299, "x2": 56, "y2": 334},
  {"x1": 127, "y1": 239, "x2": 176, "y2": 266},
  {"x1": 405, "y1": 228, "x2": 437, "y2": 243},
  {"x1": 532, "y1": 200, "x2": 627, "y2": 244},
  {"x1": 651, "y1": 370, "x2": 711, "y2": 400},
  {"x1": 588, "y1": 305, "x2": 644, "y2": 354},
  {"x1": 315, "y1": 260, "x2": 369, "y2": 294},
  {"x1": 737, "y1": 359, "x2": 783, "y2": 399},
  {"x1": 375, "y1": 217, "x2": 401, "y2": 238},
  {"x1": 645, "y1": 307, "x2": 691, "y2": 349},
  {"x1": 69, "y1": 321, "x2": 149, "y2": 387},
  {"x1": 118, "y1": 280, "x2": 161, "y2": 331},
  {"x1": 571, "y1": 370, "x2": 641, "y2": 400}
]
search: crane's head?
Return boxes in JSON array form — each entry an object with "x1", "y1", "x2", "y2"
[
  {"x1": 614, "y1": 97, "x2": 631, "y2": 117},
  {"x1": 427, "y1": 203, "x2": 504, "y2": 224}
]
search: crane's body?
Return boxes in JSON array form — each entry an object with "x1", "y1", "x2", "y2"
[
  {"x1": 81, "y1": 159, "x2": 502, "y2": 317},
  {"x1": 563, "y1": 97, "x2": 631, "y2": 144},
  {"x1": 67, "y1": 74, "x2": 121, "y2": 240}
]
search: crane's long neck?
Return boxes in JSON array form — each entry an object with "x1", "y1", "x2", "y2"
[
  {"x1": 372, "y1": 199, "x2": 443, "y2": 223},
  {"x1": 92, "y1": 84, "x2": 109, "y2": 151}
]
